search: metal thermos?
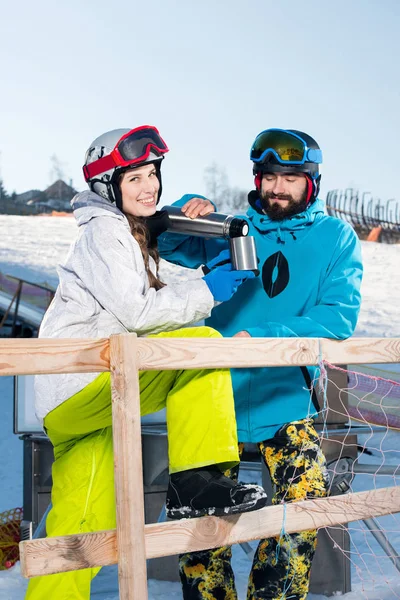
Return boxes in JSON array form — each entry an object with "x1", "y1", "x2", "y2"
[
  {"x1": 164, "y1": 205, "x2": 249, "y2": 239},
  {"x1": 229, "y1": 236, "x2": 259, "y2": 275}
]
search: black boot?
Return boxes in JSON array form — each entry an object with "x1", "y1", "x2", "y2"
[{"x1": 166, "y1": 466, "x2": 268, "y2": 519}]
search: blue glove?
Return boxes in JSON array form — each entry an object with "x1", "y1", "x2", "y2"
[
  {"x1": 202, "y1": 249, "x2": 231, "y2": 274},
  {"x1": 203, "y1": 262, "x2": 256, "y2": 302}
]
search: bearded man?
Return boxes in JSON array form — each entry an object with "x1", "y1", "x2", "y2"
[{"x1": 159, "y1": 128, "x2": 363, "y2": 600}]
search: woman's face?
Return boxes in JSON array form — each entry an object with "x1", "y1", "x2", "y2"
[{"x1": 120, "y1": 163, "x2": 160, "y2": 217}]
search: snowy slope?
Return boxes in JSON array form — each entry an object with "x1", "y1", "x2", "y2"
[
  {"x1": 355, "y1": 242, "x2": 400, "y2": 338},
  {"x1": 0, "y1": 214, "x2": 399, "y2": 599}
]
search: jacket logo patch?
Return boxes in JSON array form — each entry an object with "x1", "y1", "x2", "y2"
[{"x1": 262, "y1": 251, "x2": 290, "y2": 298}]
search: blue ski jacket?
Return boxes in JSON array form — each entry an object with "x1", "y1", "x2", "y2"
[{"x1": 158, "y1": 194, "x2": 363, "y2": 442}]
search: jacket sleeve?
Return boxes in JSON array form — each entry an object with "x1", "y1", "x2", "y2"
[
  {"x1": 157, "y1": 259, "x2": 206, "y2": 283},
  {"x1": 158, "y1": 194, "x2": 226, "y2": 267},
  {"x1": 245, "y1": 226, "x2": 363, "y2": 340},
  {"x1": 73, "y1": 218, "x2": 214, "y2": 335}
]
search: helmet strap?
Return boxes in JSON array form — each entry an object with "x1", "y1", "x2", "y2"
[
  {"x1": 112, "y1": 181, "x2": 123, "y2": 211},
  {"x1": 305, "y1": 175, "x2": 313, "y2": 205},
  {"x1": 309, "y1": 174, "x2": 321, "y2": 205},
  {"x1": 154, "y1": 162, "x2": 163, "y2": 205},
  {"x1": 254, "y1": 171, "x2": 262, "y2": 192}
]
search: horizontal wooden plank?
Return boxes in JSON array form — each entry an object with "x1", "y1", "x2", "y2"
[
  {"x1": 0, "y1": 338, "x2": 110, "y2": 375},
  {"x1": 145, "y1": 485, "x2": 400, "y2": 559},
  {"x1": 0, "y1": 336, "x2": 399, "y2": 376},
  {"x1": 20, "y1": 486, "x2": 400, "y2": 578},
  {"x1": 136, "y1": 337, "x2": 319, "y2": 369},
  {"x1": 136, "y1": 337, "x2": 400, "y2": 370},
  {"x1": 321, "y1": 337, "x2": 400, "y2": 366}
]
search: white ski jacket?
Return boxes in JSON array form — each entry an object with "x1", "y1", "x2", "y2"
[{"x1": 34, "y1": 191, "x2": 213, "y2": 424}]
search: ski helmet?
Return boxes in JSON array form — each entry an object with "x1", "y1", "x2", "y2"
[
  {"x1": 250, "y1": 128, "x2": 322, "y2": 204},
  {"x1": 82, "y1": 126, "x2": 169, "y2": 209}
]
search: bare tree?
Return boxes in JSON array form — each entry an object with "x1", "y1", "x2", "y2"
[
  {"x1": 203, "y1": 162, "x2": 248, "y2": 214},
  {"x1": 226, "y1": 186, "x2": 248, "y2": 214},
  {"x1": 203, "y1": 162, "x2": 229, "y2": 203},
  {"x1": 49, "y1": 154, "x2": 65, "y2": 183}
]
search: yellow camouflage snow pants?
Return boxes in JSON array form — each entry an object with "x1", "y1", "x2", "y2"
[
  {"x1": 25, "y1": 326, "x2": 240, "y2": 600},
  {"x1": 179, "y1": 418, "x2": 329, "y2": 600}
]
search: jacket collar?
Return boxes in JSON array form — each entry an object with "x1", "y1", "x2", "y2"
[{"x1": 71, "y1": 191, "x2": 128, "y2": 228}]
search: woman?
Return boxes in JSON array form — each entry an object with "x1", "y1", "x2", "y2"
[{"x1": 27, "y1": 126, "x2": 267, "y2": 600}]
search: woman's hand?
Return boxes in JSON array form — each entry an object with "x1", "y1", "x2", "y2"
[{"x1": 181, "y1": 198, "x2": 215, "y2": 219}]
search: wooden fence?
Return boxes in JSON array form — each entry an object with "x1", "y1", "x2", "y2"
[{"x1": 1, "y1": 335, "x2": 400, "y2": 599}]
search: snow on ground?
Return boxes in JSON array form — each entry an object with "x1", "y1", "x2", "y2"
[
  {"x1": 0, "y1": 214, "x2": 399, "y2": 599},
  {"x1": 0, "y1": 215, "x2": 77, "y2": 290},
  {"x1": 355, "y1": 242, "x2": 400, "y2": 338}
]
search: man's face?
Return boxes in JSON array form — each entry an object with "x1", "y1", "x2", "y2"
[{"x1": 260, "y1": 172, "x2": 308, "y2": 221}]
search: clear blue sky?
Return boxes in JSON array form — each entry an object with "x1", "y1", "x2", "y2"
[{"x1": 1, "y1": 0, "x2": 399, "y2": 206}]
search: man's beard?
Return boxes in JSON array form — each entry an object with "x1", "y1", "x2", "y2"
[{"x1": 260, "y1": 190, "x2": 309, "y2": 221}]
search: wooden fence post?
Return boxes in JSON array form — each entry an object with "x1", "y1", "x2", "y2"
[{"x1": 110, "y1": 333, "x2": 147, "y2": 600}]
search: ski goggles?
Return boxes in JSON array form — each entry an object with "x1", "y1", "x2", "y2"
[
  {"x1": 250, "y1": 129, "x2": 322, "y2": 165},
  {"x1": 83, "y1": 126, "x2": 169, "y2": 181}
]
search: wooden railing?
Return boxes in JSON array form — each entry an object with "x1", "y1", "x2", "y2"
[{"x1": 1, "y1": 335, "x2": 400, "y2": 599}]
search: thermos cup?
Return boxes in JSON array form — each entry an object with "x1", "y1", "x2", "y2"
[{"x1": 229, "y1": 236, "x2": 259, "y2": 275}]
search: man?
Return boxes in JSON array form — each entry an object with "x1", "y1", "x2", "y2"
[{"x1": 158, "y1": 128, "x2": 363, "y2": 599}]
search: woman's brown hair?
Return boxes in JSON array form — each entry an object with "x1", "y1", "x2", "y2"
[
  {"x1": 118, "y1": 167, "x2": 166, "y2": 290},
  {"x1": 124, "y1": 214, "x2": 166, "y2": 291}
]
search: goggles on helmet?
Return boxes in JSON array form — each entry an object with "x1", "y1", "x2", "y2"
[
  {"x1": 250, "y1": 129, "x2": 322, "y2": 166},
  {"x1": 83, "y1": 125, "x2": 169, "y2": 182}
]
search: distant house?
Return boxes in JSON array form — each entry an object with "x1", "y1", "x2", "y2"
[
  {"x1": 29, "y1": 180, "x2": 77, "y2": 213},
  {"x1": 0, "y1": 180, "x2": 77, "y2": 215},
  {"x1": 14, "y1": 189, "x2": 43, "y2": 204}
]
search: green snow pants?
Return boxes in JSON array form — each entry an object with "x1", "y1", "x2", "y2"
[{"x1": 25, "y1": 326, "x2": 239, "y2": 600}]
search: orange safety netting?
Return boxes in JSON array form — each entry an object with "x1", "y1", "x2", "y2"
[{"x1": 0, "y1": 507, "x2": 23, "y2": 570}]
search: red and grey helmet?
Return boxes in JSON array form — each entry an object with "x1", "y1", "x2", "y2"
[
  {"x1": 83, "y1": 126, "x2": 169, "y2": 208},
  {"x1": 250, "y1": 128, "x2": 322, "y2": 204}
]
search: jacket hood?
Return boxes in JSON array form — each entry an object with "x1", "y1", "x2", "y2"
[
  {"x1": 71, "y1": 191, "x2": 127, "y2": 228},
  {"x1": 246, "y1": 191, "x2": 325, "y2": 235}
]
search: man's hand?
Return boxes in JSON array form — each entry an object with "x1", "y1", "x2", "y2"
[
  {"x1": 181, "y1": 198, "x2": 215, "y2": 219},
  {"x1": 233, "y1": 331, "x2": 251, "y2": 338}
]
